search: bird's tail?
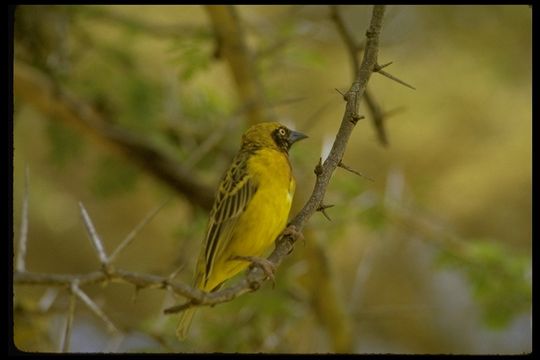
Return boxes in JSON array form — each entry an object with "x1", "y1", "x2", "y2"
[{"x1": 176, "y1": 307, "x2": 197, "y2": 340}]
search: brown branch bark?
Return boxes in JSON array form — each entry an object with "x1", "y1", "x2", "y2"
[
  {"x1": 13, "y1": 61, "x2": 214, "y2": 210},
  {"x1": 331, "y1": 5, "x2": 389, "y2": 146},
  {"x1": 290, "y1": 5, "x2": 385, "y2": 232},
  {"x1": 205, "y1": 5, "x2": 271, "y2": 126}
]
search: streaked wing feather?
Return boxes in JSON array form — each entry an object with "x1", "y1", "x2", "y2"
[{"x1": 202, "y1": 154, "x2": 257, "y2": 285}]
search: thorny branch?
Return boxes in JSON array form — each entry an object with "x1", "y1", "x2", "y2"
[
  {"x1": 14, "y1": 4, "x2": 396, "y2": 345},
  {"x1": 330, "y1": 5, "x2": 389, "y2": 146},
  {"x1": 330, "y1": 5, "x2": 414, "y2": 146}
]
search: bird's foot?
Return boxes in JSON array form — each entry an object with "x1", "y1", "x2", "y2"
[
  {"x1": 280, "y1": 225, "x2": 304, "y2": 254},
  {"x1": 233, "y1": 255, "x2": 276, "y2": 287},
  {"x1": 283, "y1": 225, "x2": 304, "y2": 244}
]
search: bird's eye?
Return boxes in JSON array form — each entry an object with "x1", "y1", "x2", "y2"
[{"x1": 278, "y1": 128, "x2": 287, "y2": 137}]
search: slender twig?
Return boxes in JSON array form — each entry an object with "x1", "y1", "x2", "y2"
[
  {"x1": 317, "y1": 204, "x2": 335, "y2": 222},
  {"x1": 16, "y1": 166, "x2": 30, "y2": 272},
  {"x1": 375, "y1": 61, "x2": 393, "y2": 71},
  {"x1": 14, "y1": 268, "x2": 206, "y2": 302},
  {"x1": 60, "y1": 287, "x2": 77, "y2": 353},
  {"x1": 375, "y1": 68, "x2": 416, "y2": 90},
  {"x1": 79, "y1": 202, "x2": 109, "y2": 266},
  {"x1": 338, "y1": 161, "x2": 374, "y2": 181},
  {"x1": 71, "y1": 281, "x2": 119, "y2": 333},
  {"x1": 335, "y1": 88, "x2": 346, "y2": 98},
  {"x1": 167, "y1": 264, "x2": 185, "y2": 282},
  {"x1": 38, "y1": 288, "x2": 59, "y2": 312},
  {"x1": 108, "y1": 198, "x2": 171, "y2": 263}
]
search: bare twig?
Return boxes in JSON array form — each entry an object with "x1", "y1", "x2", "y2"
[
  {"x1": 108, "y1": 198, "x2": 171, "y2": 263},
  {"x1": 79, "y1": 202, "x2": 108, "y2": 266},
  {"x1": 364, "y1": 90, "x2": 389, "y2": 146},
  {"x1": 38, "y1": 288, "x2": 60, "y2": 312},
  {"x1": 14, "y1": 268, "x2": 206, "y2": 304},
  {"x1": 317, "y1": 204, "x2": 335, "y2": 222},
  {"x1": 375, "y1": 61, "x2": 393, "y2": 71},
  {"x1": 167, "y1": 265, "x2": 185, "y2": 282},
  {"x1": 16, "y1": 166, "x2": 30, "y2": 272},
  {"x1": 338, "y1": 161, "x2": 374, "y2": 181},
  {"x1": 335, "y1": 88, "x2": 346, "y2": 98},
  {"x1": 375, "y1": 67, "x2": 416, "y2": 90},
  {"x1": 71, "y1": 281, "x2": 119, "y2": 334},
  {"x1": 60, "y1": 288, "x2": 76, "y2": 353}
]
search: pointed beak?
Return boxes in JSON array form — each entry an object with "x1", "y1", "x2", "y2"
[{"x1": 288, "y1": 130, "x2": 308, "y2": 146}]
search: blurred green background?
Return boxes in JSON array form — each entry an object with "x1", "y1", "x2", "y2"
[{"x1": 12, "y1": 5, "x2": 531, "y2": 354}]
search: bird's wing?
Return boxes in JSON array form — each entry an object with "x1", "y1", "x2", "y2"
[{"x1": 199, "y1": 152, "x2": 257, "y2": 287}]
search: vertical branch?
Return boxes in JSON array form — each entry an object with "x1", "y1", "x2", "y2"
[
  {"x1": 205, "y1": 5, "x2": 271, "y2": 126},
  {"x1": 16, "y1": 166, "x2": 30, "y2": 272},
  {"x1": 330, "y1": 5, "x2": 360, "y2": 76},
  {"x1": 364, "y1": 91, "x2": 388, "y2": 146},
  {"x1": 304, "y1": 228, "x2": 353, "y2": 352},
  {"x1": 291, "y1": 5, "x2": 386, "y2": 231},
  {"x1": 330, "y1": 5, "x2": 389, "y2": 146}
]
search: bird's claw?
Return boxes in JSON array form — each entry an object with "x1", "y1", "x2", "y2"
[
  {"x1": 283, "y1": 225, "x2": 304, "y2": 246},
  {"x1": 234, "y1": 255, "x2": 276, "y2": 288}
]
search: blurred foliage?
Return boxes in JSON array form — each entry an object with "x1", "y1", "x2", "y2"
[
  {"x1": 13, "y1": 298, "x2": 56, "y2": 352},
  {"x1": 90, "y1": 156, "x2": 139, "y2": 198},
  {"x1": 46, "y1": 121, "x2": 85, "y2": 168},
  {"x1": 436, "y1": 240, "x2": 532, "y2": 329},
  {"x1": 13, "y1": 5, "x2": 531, "y2": 354},
  {"x1": 169, "y1": 34, "x2": 212, "y2": 81}
]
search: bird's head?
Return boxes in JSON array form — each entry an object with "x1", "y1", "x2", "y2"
[{"x1": 242, "y1": 122, "x2": 308, "y2": 153}]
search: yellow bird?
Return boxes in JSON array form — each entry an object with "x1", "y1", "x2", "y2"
[{"x1": 177, "y1": 121, "x2": 307, "y2": 340}]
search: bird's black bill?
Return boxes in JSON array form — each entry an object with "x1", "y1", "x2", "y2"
[{"x1": 288, "y1": 130, "x2": 308, "y2": 145}]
